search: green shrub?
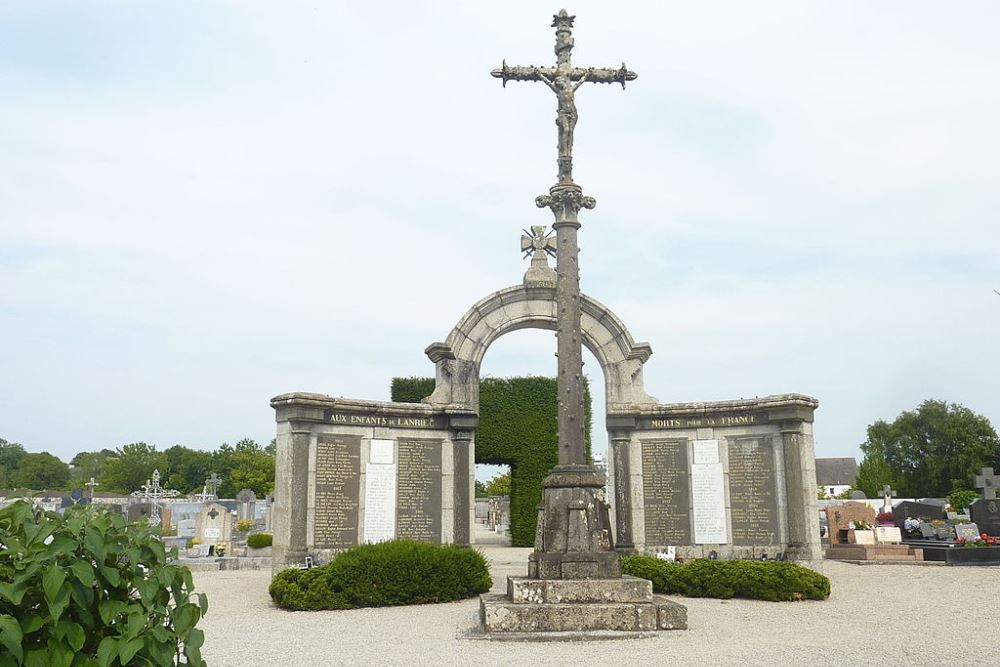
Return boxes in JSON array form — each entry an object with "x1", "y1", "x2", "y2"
[
  {"x1": 0, "y1": 500, "x2": 208, "y2": 666},
  {"x1": 247, "y1": 533, "x2": 273, "y2": 549},
  {"x1": 622, "y1": 556, "x2": 831, "y2": 602},
  {"x1": 236, "y1": 520, "x2": 254, "y2": 533},
  {"x1": 947, "y1": 489, "x2": 979, "y2": 513},
  {"x1": 269, "y1": 540, "x2": 491, "y2": 611}
]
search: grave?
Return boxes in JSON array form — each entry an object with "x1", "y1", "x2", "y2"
[
  {"x1": 195, "y1": 502, "x2": 233, "y2": 555},
  {"x1": 824, "y1": 501, "x2": 919, "y2": 562},
  {"x1": 236, "y1": 489, "x2": 256, "y2": 522},
  {"x1": 969, "y1": 467, "x2": 1000, "y2": 537}
]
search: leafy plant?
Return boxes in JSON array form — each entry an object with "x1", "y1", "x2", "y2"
[
  {"x1": 622, "y1": 556, "x2": 831, "y2": 602},
  {"x1": 947, "y1": 489, "x2": 979, "y2": 513},
  {"x1": 0, "y1": 500, "x2": 208, "y2": 666},
  {"x1": 214, "y1": 544, "x2": 226, "y2": 557},
  {"x1": 851, "y1": 520, "x2": 872, "y2": 531},
  {"x1": 269, "y1": 540, "x2": 491, "y2": 610},
  {"x1": 235, "y1": 520, "x2": 254, "y2": 533},
  {"x1": 246, "y1": 533, "x2": 272, "y2": 549}
]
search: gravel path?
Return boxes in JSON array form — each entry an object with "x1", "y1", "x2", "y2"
[{"x1": 195, "y1": 545, "x2": 999, "y2": 667}]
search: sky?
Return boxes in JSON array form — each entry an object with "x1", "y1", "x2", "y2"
[{"x1": 1, "y1": 2, "x2": 998, "y2": 472}]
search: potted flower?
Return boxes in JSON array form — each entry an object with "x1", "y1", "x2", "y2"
[
  {"x1": 186, "y1": 538, "x2": 202, "y2": 558},
  {"x1": 876, "y1": 512, "x2": 895, "y2": 526},
  {"x1": 850, "y1": 520, "x2": 876, "y2": 545},
  {"x1": 957, "y1": 533, "x2": 1000, "y2": 548},
  {"x1": 903, "y1": 517, "x2": 921, "y2": 538}
]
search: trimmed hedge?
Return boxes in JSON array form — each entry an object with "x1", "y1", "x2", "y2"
[
  {"x1": 391, "y1": 376, "x2": 592, "y2": 547},
  {"x1": 622, "y1": 556, "x2": 831, "y2": 602},
  {"x1": 247, "y1": 533, "x2": 273, "y2": 549},
  {"x1": 268, "y1": 540, "x2": 492, "y2": 610}
]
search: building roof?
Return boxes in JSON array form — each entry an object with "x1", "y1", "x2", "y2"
[{"x1": 815, "y1": 457, "x2": 858, "y2": 486}]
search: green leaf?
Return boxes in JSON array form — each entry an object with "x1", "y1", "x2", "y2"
[
  {"x1": 118, "y1": 637, "x2": 143, "y2": 665},
  {"x1": 46, "y1": 637, "x2": 74, "y2": 667},
  {"x1": 69, "y1": 560, "x2": 96, "y2": 587},
  {"x1": 0, "y1": 582, "x2": 25, "y2": 605},
  {"x1": 125, "y1": 611, "x2": 145, "y2": 639},
  {"x1": 46, "y1": 536, "x2": 77, "y2": 554},
  {"x1": 84, "y1": 530, "x2": 105, "y2": 562},
  {"x1": 196, "y1": 592, "x2": 209, "y2": 616},
  {"x1": 172, "y1": 603, "x2": 198, "y2": 636},
  {"x1": 183, "y1": 628, "x2": 204, "y2": 666},
  {"x1": 99, "y1": 599, "x2": 127, "y2": 625},
  {"x1": 47, "y1": 585, "x2": 71, "y2": 624},
  {"x1": 100, "y1": 566, "x2": 121, "y2": 587},
  {"x1": 96, "y1": 637, "x2": 118, "y2": 667},
  {"x1": 19, "y1": 614, "x2": 45, "y2": 634},
  {"x1": 58, "y1": 621, "x2": 85, "y2": 651},
  {"x1": 24, "y1": 649, "x2": 50, "y2": 667},
  {"x1": 43, "y1": 564, "x2": 66, "y2": 604},
  {"x1": 0, "y1": 614, "x2": 24, "y2": 663},
  {"x1": 137, "y1": 577, "x2": 158, "y2": 607}
]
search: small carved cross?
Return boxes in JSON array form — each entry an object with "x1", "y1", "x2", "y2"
[
  {"x1": 205, "y1": 473, "x2": 222, "y2": 497},
  {"x1": 881, "y1": 484, "x2": 896, "y2": 511},
  {"x1": 85, "y1": 476, "x2": 99, "y2": 498},
  {"x1": 208, "y1": 508, "x2": 219, "y2": 520},
  {"x1": 975, "y1": 467, "x2": 999, "y2": 500},
  {"x1": 521, "y1": 225, "x2": 556, "y2": 259}
]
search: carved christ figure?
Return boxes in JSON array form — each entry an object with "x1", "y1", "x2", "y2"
[{"x1": 536, "y1": 69, "x2": 589, "y2": 160}]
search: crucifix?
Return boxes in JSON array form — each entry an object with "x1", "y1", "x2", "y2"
[
  {"x1": 493, "y1": 9, "x2": 636, "y2": 467},
  {"x1": 85, "y1": 476, "x2": 99, "y2": 499},
  {"x1": 975, "y1": 467, "x2": 998, "y2": 500},
  {"x1": 881, "y1": 484, "x2": 896, "y2": 513},
  {"x1": 206, "y1": 472, "x2": 222, "y2": 498}
]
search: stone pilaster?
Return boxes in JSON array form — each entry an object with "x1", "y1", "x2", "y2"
[
  {"x1": 607, "y1": 415, "x2": 636, "y2": 552},
  {"x1": 780, "y1": 422, "x2": 823, "y2": 562},
  {"x1": 272, "y1": 422, "x2": 311, "y2": 571}
]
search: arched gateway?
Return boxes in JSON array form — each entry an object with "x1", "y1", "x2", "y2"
[{"x1": 270, "y1": 269, "x2": 824, "y2": 573}]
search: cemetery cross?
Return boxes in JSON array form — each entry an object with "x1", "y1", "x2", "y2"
[
  {"x1": 85, "y1": 476, "x2": 99, "y2": 499},
  {"x1": 492, "y1": 9, "x2": 636, "y2": 466},
  {"x1": 881, "y1": 484, "x2": 896, "y2": 513},
  {"x1": 975, "y1": 467, "x2": 998, "y2": 501}
]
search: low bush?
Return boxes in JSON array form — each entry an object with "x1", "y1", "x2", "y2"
[
  {"x1": 269, "y1": 540, "x2": 491, "y2": 611},
  {"x1": 0, "y1": 500, "x2": 208, "y2": 666},
  {"x1": 247, "y1": 533, "x2": 273, "y2": 549},
  {"x1": 236, "y1": 520, "x2": 254, "y2": 533},
  {"x1": 622, "y1": 556, "x2": 831, "y2": 602}
]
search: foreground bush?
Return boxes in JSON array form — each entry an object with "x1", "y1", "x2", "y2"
[
  {"x1": 0, "y1": 500, "x2": 208, "y2": 666},
  {"x1": 269, "y1": 540, "x2": 491, "y2": 610},
  {"x1": 246, "y1": 533, "x2": 273, "y2": 549},
  {"x1": 622, "y1": 556, "x2": 830, "y2": 602}
]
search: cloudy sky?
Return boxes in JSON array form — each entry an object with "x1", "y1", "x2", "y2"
[{"x1": 2, "y1": 2, "x2": 998, "y2": 470}]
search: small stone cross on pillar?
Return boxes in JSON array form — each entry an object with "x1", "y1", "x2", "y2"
[
  {"x1": 85, "y1": 476, "x2": 99, "y2": 499},
  {"x1": 881, "y1": 484, "x2": 896, "y2": 513},
  {"x1": 206, "y1": 473, "x2": 222, "y2": 498},
  {"x1": 975, "y1": 467, "x2": 999, "y2": 500},
  {"x1": 521, "y1": 225, "x2": 557, "y2": 286}
]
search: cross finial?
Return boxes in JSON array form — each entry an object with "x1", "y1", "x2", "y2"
[
  {"x1": 521, "y1": 225, "x2": 557, "y2": 286},
  {"x1": 975, "y1": 467, "x2": 998, "y2": 500},
  {"x1": 85, "y1": 476, "x2": 99, "y2": 498}
]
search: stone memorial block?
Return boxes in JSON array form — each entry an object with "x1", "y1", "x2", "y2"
[
  {"x1": 727, "y1": 437, "x2": 779, "y2": 546},
  {"x1": 363, "y1": 438, "x2": 397, "y2": 543},
  {"x1": 955, "y1": 523, "x2": 981, "y2": 541},
  {"x1": 236, "y1": 489, "x2": 256, "y2": 522},
  {"x1": 641, "y1": 440, "x2": 691, "y2": 546},
  {"x1": 969, "y1": 499, "x2": 1000, "y2": 537},
  {"x1": 313, "y1": 434, "x2": 362, "y2": 549},
  {"x1": 126, "y1": 502, "x2": 153, "y2": 523},
  {"x1": 824, "y1": 502, "x2": 876, "y2": 545},
  {"x1": 177, "y1": 518, "x2": 196, "y2": 538},
  {"x1": 195, "y1": 503, "x2": 232, "y2": 548},
  {"x1": 874, "y1": 525, "x2": 902, "y2": 544},
  {"x1": 691, "y1": 440, "x2": 726, "y2": 544},
  {"x1": 396, "y1": 438, "x2": 442, "y2": 542},
  {"x1": 893, "y1": 500, "x2": 947, "y2": 532},
  {"x1": 917, "y1": 522, "x2": 937, "y2": 539}
]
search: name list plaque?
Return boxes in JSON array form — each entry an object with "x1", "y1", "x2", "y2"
[
  {"x1": 691, "y1": 440, "x2": 727, "y2": 544},
  {"x1": 396, "y1": 439, "x2": 442, "y2": 542},
  {"x1": 313, "y1": 434, "x2": 362, "y2": 549},
  {"x1": 727, "y1": 437, "x2": 779, "y2": 546},
  {"x1": 363, "y1": 439, "x2": 397, "y2": 543},
  {"x1": 641, "y1": 440, "x2": 691, "y2": 545}
]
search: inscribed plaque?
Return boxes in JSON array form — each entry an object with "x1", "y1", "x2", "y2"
[
  {"x1": 692, "y1": 439, "x2": 720, "y2": 465},
  {"x1": 727, "y1": 437, "x2": 779, "y2": 546},
  {"x1": 364, "y1": 439, "x2": 397, "y2": 543},
  {"x1": 313, "y1": 435, "x2": 362, "y2": 549},
  {"x1": 396, "y1": 439, "x2": 442, "y2": 542},
  {"x1": 640, "y1": 440, "x2": 691, "y2": 546},
  {"x1": 691, "y1": 462, "x2": 727, "y2": 544},
  {"x1": 369, "y1": 438, "x2": 395, "y2": 464}
]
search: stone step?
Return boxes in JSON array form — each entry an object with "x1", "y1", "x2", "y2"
[
  {"x1": 507, "y1": 575, "x2": 653, "y2": 604},
  {"x1": 480, "y1": 593, "x2": 687, "y2": 633}
]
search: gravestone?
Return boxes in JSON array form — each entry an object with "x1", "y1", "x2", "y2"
[
  {"x1": 176, "y1": 518, "x2": 196, "y2": 538},
  {"x1": 880, "y1": 485, "x2": 896, "y2": 514},
  {"x1": 955, "y1": 523, "x2": 981, "y2": 541},
  {"x1": 825, "y1": 502, "x2": 876, "y2": 545},
  {"x1": 126, "y1": 502, "x2": 153, "y2": 523},
  {"x1": 969, "y1": 499, "x2": 1000, "y2": 537},
  {"x1": 264, "y1": 493, "x2": 274, "y2": 531},
  {"x1": 893, "y1": 500, "x2": 947, "y2": 535},
  {"x1": 195, "y1": 502, "x2": 232, "y2": 552},
  {"x1": 236, "y1": 489, "x2": 256, "y2": 522},
  {"x1": 849, "y1": 490, "x2": 867, "y2": 500}
]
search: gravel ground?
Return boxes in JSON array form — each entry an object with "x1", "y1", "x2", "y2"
[{"x1": 195, "y1": 542, "x2": 1000, "y2": 667}]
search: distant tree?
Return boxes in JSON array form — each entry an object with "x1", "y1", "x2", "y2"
[
  {"x1": 0, "y1": 438, "x2": 26, "y2": 480},
  {"x1": 161, "y1": 445, "x2": 214, "y2": 494},
  {"x1": 100, "y1": 442, "x2": 166, "y2": 493},
  {"x1": 265, "y1": 438, "x2": 277, "y2": 457},
  {"x1": 13, "y1": 452, "x2": 70, "y2": 490},
  {"x1": 224, "y1": 438, "x2": 275, "y2": 497},
  {"x1": 861, "y1": 399, "x2": 1000, "y2": 498},
  {"x1": 475, "y1": 479, "x2": 488, "y2": 497},
  {"x1": 483, "y1": 471, "x2": 511, "y2": 496},
  {"x1": 68, "y1": 450, "x2": 116, "y2": 488},
  {"x1": 853, "y1": 455, "x2": 897, "y2": 499}
]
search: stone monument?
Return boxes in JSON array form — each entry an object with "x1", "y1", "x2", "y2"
[
  {"x1": 970, "y1": 467, "x2": 1000, "y2": 537},
  {"x1": 478, "y1": 10, "x2": 686, "y2": 634}
]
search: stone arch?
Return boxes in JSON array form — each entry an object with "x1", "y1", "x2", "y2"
[{"x1": 422, "y1": 284, "x2": 656, "y2": 412}]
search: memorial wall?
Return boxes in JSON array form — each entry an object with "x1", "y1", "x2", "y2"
[{"x1": 270, "y1": 393, "x2": 477, "y2": 572}]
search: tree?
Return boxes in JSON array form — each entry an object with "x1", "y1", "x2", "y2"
[
  {"x1": 100, "y1": 442, "x2": 166, "y2": 493},
  {"x1": 224, "y1": 438, "x2": 275, "y2": 497},
  {"x1": 161, "y1": 445, "x2": 214, "y2": 494},
  {"x1": 68, "y1": 450, "x2": 116, "y2": 488},
  {"x1": 12, "y1": 452, "x2": 70, "y2": 490},
  {"x1": 483, "y1": 471, "x2": 511, "y2": 496},
  {"x1": 0, "y1": 438, "x2": 26, "y2": 481},
  {"x1": 860, "y1": 399, "x2": 1000, "y2": 498},
  {"x1": 853, "y1": 455, "x2": 897, "y2": 499}
]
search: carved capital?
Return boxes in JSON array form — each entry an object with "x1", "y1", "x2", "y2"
[{"x1": 536, "y1": 185, "x2": 596, "y2": 228}]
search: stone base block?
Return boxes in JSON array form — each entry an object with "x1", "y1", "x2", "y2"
[
  {"x1": 528, "y1": 551, "x2": 622, "y2": 579},
  {"x1": 480, "y1": 593, "x2": 687, "y2": 633},
  {"x1": 825, "y1": 544, "x2": 921, "y2": 561},
  {"x1": 507, "y1": 576, "x2": 652, "y2": 604}
]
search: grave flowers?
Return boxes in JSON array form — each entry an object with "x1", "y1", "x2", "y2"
[
  {"x1": 849, "y1": 520, "x2": 875, "y2": 545},
  {"x1": 956, "y1": 533, "x2": 999, "y2": 548},
  {"x1": 876, "y1": 512, "x2": 895, "y2": 525},
  {"x1": 903, "y1": 517, "x2": 921, "y2": 537}
]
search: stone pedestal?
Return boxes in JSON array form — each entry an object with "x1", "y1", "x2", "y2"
[{"x1": 480, "y1": 576, "x2": 686, "y2": 634}]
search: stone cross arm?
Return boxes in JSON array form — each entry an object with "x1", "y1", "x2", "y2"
[{"x1": 492, "y1": 61, "x2": 637, "y2": 89}]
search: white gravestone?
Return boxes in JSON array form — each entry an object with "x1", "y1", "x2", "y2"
[
  {"x1": 363, "y1": 439, "x2": 397, "y2": 543},
  {"x1": 691, "y1": 440, "x2": 727, "y2": 544}
]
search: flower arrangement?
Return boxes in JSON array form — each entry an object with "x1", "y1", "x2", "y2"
[
  {"x1": 850, "y1": 520, "x2": 872, "y2": 531},
  {"x1": 956, "y1": 533, "x2": 999, "y2": 548},
  {"x1": 236, "y1": 519, "x2": 254, "y2": 532},
  {"x1": 876, "y1": 512, "x2": 895, "y2": 525},
  {"x1": 903, "y1": 517, "x2": 921, "y2": 537}
]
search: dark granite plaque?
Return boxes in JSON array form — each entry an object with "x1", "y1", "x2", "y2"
[
  {"x1": 727, "y1": 437, "x2": 779, "y2": 546},
  {"x1": 396, "y1": 439, "x2": 442, "y2": 542},
  {"x1": 641, "y1": 440, "x2": 691, "y2": 545},
  {"x1": 313, "y1": 435, "x2": 361, "y2": 549},
  {"x1": 970, "y1": 499, "x2": 1000, "y2": 537},
  {"x1": 453, "y1": 440, "x2": 470, "y2": 545}
]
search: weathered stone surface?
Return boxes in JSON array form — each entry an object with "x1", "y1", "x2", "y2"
[
  {"x1": 507, "y1": 576, "x2": 652, "y2": 604},
  {"x1": 481, "y1": 594, "x2": 654, "y2": 633},
  {"x1": 654, "y1": 595, "x2": 688, "y2": 630}
]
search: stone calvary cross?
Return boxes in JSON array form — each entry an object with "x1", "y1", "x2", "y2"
[
  {"x1": 975, "y1": 467, "x2": 998, "y2": 500},
  {"x1": 493, "y1": 8, "x2": 636, "y2": 468}
]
